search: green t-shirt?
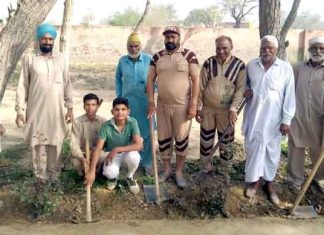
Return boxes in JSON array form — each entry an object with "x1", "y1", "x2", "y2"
[{"x1": 98, "y1": 117, "x2": 140, "y2": 151}]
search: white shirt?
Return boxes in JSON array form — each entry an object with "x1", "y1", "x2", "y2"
[{"x1": 242, "y1": 57, "x2": 296, "y2": 144}]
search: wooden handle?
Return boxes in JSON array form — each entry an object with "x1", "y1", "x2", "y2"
[
  {"x1": 291, "y1": 151, "x2": 324, "y2": 214},
  {"x1": 85, "y1": 138, "x2": 92, "y2": 222},
  {"x1": 149, "y1": 116, "x2": 161, "y2": 205},
  {"x1": 207, "y1": 97, "x2": 249, "y2": 159}
]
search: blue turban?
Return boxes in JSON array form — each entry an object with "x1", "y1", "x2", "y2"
[{"x1": 36, "y1": 23, "x2": 57, "y2": 40}]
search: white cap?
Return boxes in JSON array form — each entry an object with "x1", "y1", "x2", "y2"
[{"x1": 308, "y1": 36, "x2": 324, "y2": 47}]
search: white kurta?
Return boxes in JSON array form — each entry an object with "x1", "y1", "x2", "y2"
[
  {"x1": 242, "y1": 58, "x2": 296, "y2": 182},
  {"x1": 15, "y1": 50, "x2": 73, "y2": 147}
]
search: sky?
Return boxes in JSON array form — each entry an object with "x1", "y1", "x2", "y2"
[{"x1": 1, "y1": 0, "x2": 324, "y2": 25}]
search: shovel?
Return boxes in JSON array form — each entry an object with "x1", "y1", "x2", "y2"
[
  {"x1": 143, "y1": 115, "x2": 168, "y2": 204},
  {"x1": 85, "y1": 138, "x2": 93, "y2": 222},
  {"x1": 290, "y1": 151, "x2": 324, "y2": 219}
]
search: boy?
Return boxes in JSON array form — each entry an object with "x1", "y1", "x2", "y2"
[
  {"x1": 70, "y1": 93, "x2": 106, "y2": 176},
  {"x1": 85, "y1": 97, "x2": 143, "y2": 194}
]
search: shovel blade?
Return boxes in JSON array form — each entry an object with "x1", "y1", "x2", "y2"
[
  {"x1": 291, "y1": 206, "x2": 318, "y2": 219},
  {"x1": 143, "y1": 184, "x2": 169, "y2": 204}
]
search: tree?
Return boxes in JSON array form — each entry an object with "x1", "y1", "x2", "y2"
[
  {"x1": 223, "y1": 0, "x2": 257, "y2": 28},
  {"x1": 0, "y1": 0, "x2": 57, "y2": 104},
  {"x1": 134, "y1": 0, "x2": 151, "y2": 33},
  {"x1": 81, "y1": 10, "x2": 95, "y2": 27},
  {"x1": 105, "y1": 4, "x2": 178, "y2": 27},
  {"x1": 259, "y1": 0, "x2": 301, "y2": 59},
  {"x1": 184, "y1": 6, "x2": 223, "y2": 28},
  {"x1": 107, "y1": 8, "x2": 141, "y2": 26},
  {"x1": 292, "y1": 11, "x2": 324, "y2": 29},
  {"x1": 60, "y1": 0, "x2": 73, "y2": 68},
  {"x1": 143, "y1": 4, "x2": 178, "y2": 27}
]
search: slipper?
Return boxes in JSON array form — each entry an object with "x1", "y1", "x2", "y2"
[
  {"x1": 158, "y1": 172, "x2": 172, "y2": 183},
  {"x1": 262, "y1": 184, "x2": 280, "y2": 205}
]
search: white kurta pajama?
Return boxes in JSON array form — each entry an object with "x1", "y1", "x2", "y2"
[
  {"x1": 242, "y1": 58, "x2": 295, "y2": 183},
  {"x1": 15, "y1": 50, "x2": 73, "y2": 181}
]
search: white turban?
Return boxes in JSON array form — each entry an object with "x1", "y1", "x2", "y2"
[
  {"x1": 308, "y1": 36, "x2": 324, "y2": 47},
  {"x1": 261, "y1": 35, "x2": 278, "y2": 48}
]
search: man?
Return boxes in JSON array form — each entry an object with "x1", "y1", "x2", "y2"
[
  {"x1": 147, "y1": 26, "x2": 200, "y2": 188},
  {"x1": 288, "y1": 36, "x2": 324, "y2": 194},
  {"x1": 196, "y1": 35, "x2": 246, "y2": 174},
  {"x1": 70, "y1": 93, "x2": 106, "y2": 176},
  {"x1": 242, "y1": 35, "x2": 295, "y2": 205},
  {"x1": 85, "y1": 97, "x2": 142, "y2": 194},
  {"x1": 15, "y1": 23, "x2": 73, "y2": 183},
  {"x1": 115, "y1": 32, "x2": 153, "y2": 175}
]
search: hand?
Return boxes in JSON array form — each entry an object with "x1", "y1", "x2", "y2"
[
  {"x1": 280, "y1": 124, "x2": 290, "y2": 136},
  {"x1": 244, "y1": 89, "x2": 253, "y2": 98},
  {"x1": 187, "y1": 103, "x2": 197, "y2": 120},
  {"x1": 147, "y1": 101, "x2": 156, "y2": 118},
  {"x1": 65, "y1": 108, "x2": 74, "y2": 123},
  {"x1": 229, "y1": 110, "x2": 238, "y2": 126},
  {"x1": 84, "y1": 170, "x2": 96, "y2": 187},
  {"x1": 195, "y1": 110, "x2": 203, "y2": 123},
  {"x1": 15, "y1": 114, "x2": 25, "y2": 128},
  {"x1": 105, "y1": 148, "x2": 118, "y2": 165},
  {"x1": 0, "y1": 124, "x2": 5, "y2": 136}
]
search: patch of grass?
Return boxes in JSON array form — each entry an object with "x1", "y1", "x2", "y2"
[
  {"x1": 281, "y1": 140, "x2": 288, "y2": 157},
  {"x1": 12, "y1": 178, "x2": 62, "y2": 217},
  {"x1": 59, "y1": 169, "x2": 84, "y2": 193},
  {"x1": 137, "y1": 175, "x2": 155, "y2": 185},
  {"x1": 0, "y1": 143, "x2": 27, "y2": 161},
  {"x1": 112, "y1": 178, "x2": 128, "y2": 195},
  {"x1": 0, "y1": 144, "x2": 32, "y2": 186}
]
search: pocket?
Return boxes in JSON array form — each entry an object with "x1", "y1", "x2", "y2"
[{"x1": 177, "y1": 62, "x2": 188, "y2": 72}]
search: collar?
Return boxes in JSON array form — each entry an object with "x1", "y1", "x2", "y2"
[
  {"x1": 109, "y1": 116, "x2": 129, "y2": 127},
  {"x1": 81, "y1": 114, "x2": 100, "y2": 122},
  {"x1": 256, "y1": 57, "x2": 280, "y2": 67},
  {"x1": 306, "y1": 59, "x2": 324, "y2": 67},
  {"x1": 216, "y1": 55, "x2": 233, "y2": 65},
  {"x1": 161, "y1": 46, "x2": 185, "y2": 55},
  {"x1": 35, "y1": 48, "x2": 58, "y2": 58}
]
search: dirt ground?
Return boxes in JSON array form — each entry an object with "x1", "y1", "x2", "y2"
[{"x1": 0, "y1": 65, "x2": 323, "y2": 234}]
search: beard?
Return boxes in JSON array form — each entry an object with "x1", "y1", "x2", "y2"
[
  {"x1": 165, "y1": 42, "x2": 179, "y2": 51},
  {"x1": 39, "y1": 44, "x2": 53, "y2": 53},
  {"x1": 310, "y1": 53, "x2": 324, "y2": 62},
  {"x1": 128, "y1": 52, "x2": 140, "y2": 59}
]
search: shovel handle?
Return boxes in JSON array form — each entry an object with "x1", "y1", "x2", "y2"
[
  {"x1": 207, "y1": 97, "x2": 249, "y2": 159},
  {"x1": 291, "y1": 150, "x2": 324, "y2": 214},
  {"x1": 85, "y1": 139, "x2": 92, "y2": 222},
  {"x1": 149, "y1": 115, "x2": 161, "y2": 205}
]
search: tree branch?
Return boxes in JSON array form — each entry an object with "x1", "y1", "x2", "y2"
[
  {"x1": 280, "y1": 0, "x2": 301, "y2": 39},
  {"x1": 134, "y1": 0, "x2": 151, "y2": 33}
]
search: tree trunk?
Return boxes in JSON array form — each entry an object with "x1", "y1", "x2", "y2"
[
  {"x1": 234, "y1": 18, "x2": 241, "y2": 28},
  {"x1": 134, "y1": 0, "x2": 151, "y2": 33},
  {"x1": 60, "y1": 0, "x2": 73, "y2": 68},
  {"x1": 259, "y1": 0, "x2": 301, "y2": 59},
  {"x1": 0, "y1": 0, "x2": 57, "y2": 104},
  {"x1": 259, "y1": 0, "x2": 281, "y2": 38}
]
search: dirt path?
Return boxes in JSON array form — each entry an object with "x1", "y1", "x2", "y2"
[{"x1": 0, "y1": 218, "x2": 323, "y2": 235}]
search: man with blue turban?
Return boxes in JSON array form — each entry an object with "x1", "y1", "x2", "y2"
[
  {"x1": 15, "y1": 23, "x2": 73, "y2": 185},
  {"x1": 115, "y1": 32, "x2": 154, "y2": 175}
]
